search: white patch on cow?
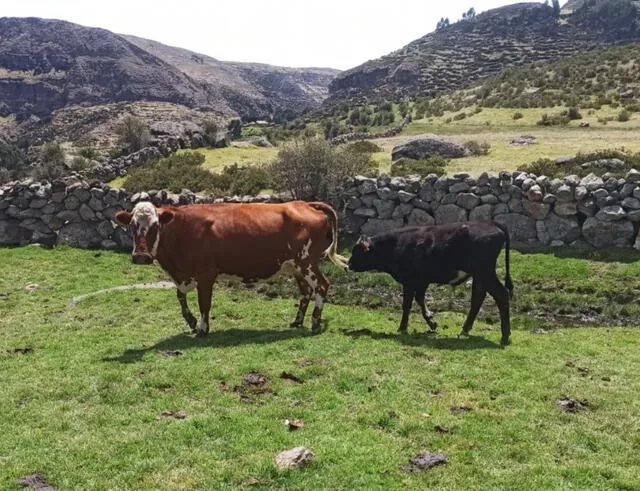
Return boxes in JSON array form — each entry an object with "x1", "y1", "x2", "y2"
[
  {"x1": 300, "y1": 239, "x2": 313, "y2": 260},
  {"x1": 176, "y1": 279, "x2": 197, "y2": 294},
  {"x1": 197, "y1": 316, "x2": 208, "y2": 334},
  {"x1": 315, "y1": 293, "x2": 324, "y2": 310},
  {"x1": 304, "y1": 266, "x2": 318, "y2": 290},
  {"x1": 449, "y1": 270, "x2": 468, "y2": 285},
  {"x1": 131, "y1": 202, "x2": 160, "y2": 256}
]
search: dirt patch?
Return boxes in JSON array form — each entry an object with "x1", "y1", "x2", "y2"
[
  {"x1": 451, "y1": 406, "x2": 472, "y2": 415},
  {"x1": 234, "y1": 372, "x2": 275, "y2": 404},
  {"x1": 299, "y1": 359, "x2": 329, "y2": 368},
  {"x1": 558, "y1": 397, "x2": 590, "y2": 413},
  {"x1": 280, "y1": 371, "x2": 304, "y2": 384},
  {"x1": 158, "y1": 410, "x2": 188, "y2": 420},
  {"x1": 284, "y1": 419, "x2": 305, "y2": 431},
  {"x1": 434, "y1": 425, "x2": 451, "y2": 434},
  {"x1": 68, "y1": 281, "x2": 175, "y2": 307},
  {"x1": 4, "y1": 347, "x2": 34, "y2": 356},
  {"x1": 18, "y1": 473, "x2": 56, "y2": 490},
  {"x1": 158, "y1": 350, "x2": 183, "y2": 358},
  {"x1": 403, "y1": 453, "x2": 449, "y2": 473}
]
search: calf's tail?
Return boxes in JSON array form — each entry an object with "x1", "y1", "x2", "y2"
[
  {"x1": 309, "y1": 201, "x2": 349, "y2": 269},
  {"x1": 494, "y1": 222, "x2": 514, "y2": 299}
]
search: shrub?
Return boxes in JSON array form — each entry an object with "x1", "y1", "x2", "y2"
[
  {"x1": 345, "y1": 141, "x2": 382, "y2": 154},
  {"x1": 452, "y1": 112, "x2": 467, "y2": 121},
  {"x1": 202, "y1": 118, "x2": 220, "y2": 147},
  {"x1": 78, "y1": 147, "x2": 98, "y2": 159},
  {"x1": 567, "y1": 107, "x2": 583, "y2": 120},
  {"x1": 617, "y1": 109, "x2": 631, "y2": 122},
  {"x1": 123, "y1": 152, "x2": 218, "y2": 193},
  {"x1": 517, "y1": 158, "x2": 559, "y2": 177},
  {"x1": 70, "y1": 156, "x2": 88, "y2": 172},
  {"x1": 391, "y1": 157, "x2": 448, "y2": 177},
  {"x1": 116, "y1": 116, "x2": 150, "y2": 153},
  {"x1": 464, "y1": 140, "x2": 491, "y2": 156},
  {"x1": 31, "y1": 142, "x2": 66, "y2": 180},
  {"x1": 0, "y1": 142, "x2": 27, "y2": 182},
  {"x1": 512, "y1": 112, "x2": 524, "y2": 120},
  {"x1": 227, "y1": 119, "x2": 242, "y2": 140},
  {"x1": 270, "y1": 138, "x2": 377, "y2": 203},
  {"x1": 536, "y1": 113, "x2": 570, "y2": 126},
  {"x1": 219, "y1": 163, "x2": 273, "y2": 196}
]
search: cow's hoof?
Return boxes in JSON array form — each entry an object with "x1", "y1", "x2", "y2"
[
  {"x1": 289, "y1": 321, "x2": 303, "y2": 329},
  {"x1": 500, "y1": 337, "x2": 511, "y2": 346},
  {"x1": 458, "y1": 330, "x2": 470, "y2": 339},
  {"x1": 195, "y1": 329, "x2": 209, "y2": 338}
]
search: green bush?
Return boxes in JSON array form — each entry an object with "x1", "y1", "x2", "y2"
[
  {"x1": 512, "y1": 112, "x2": 524, "y2": 120},
  {"x1": 536, "y1": 113, "x2": 570, "y2": 126},
  {"x1": 31, "y1": 142, "x2": 66, "y2": 180},
  {"x1": 345, "y1": 141, "x2": 382, "y2": 154},
  {"x1": 391, "y1": 157, "x2": 448, "y2": 177},
  {"x1": 0, "y1": 142, "x2": 27, "y2": 183},
  {"x1": 123, "y1": 152, "x2": 218, "y2": 193},
  {"x1": 452, "y1": 112, "x2": 467, "y2": 121},
  {"x1": 78, "y1": 147, "x2": 99, "y2": 159},
  {"x1": 270, "y1": 138, "x2": 377, "y2": 202},
  {"x1": 70, "y1": 156, "x2": 88, "y2": 172},
  {"x1": 464, "y1": 140, "x2": 491, "y2": 156},
  {"x1": 567, "y1": 107, "x2": 583, "y2": 120},
  {"x1": 517, "y1": 158, "x2": 559, "y2": 177},
  {"x1": 617, "y1": 109, "x2": 631, "y2": 122},
  {"x1": 227, "y1": 119, "x2": 242, "y2": 140},
  {"x1": 116, "y1": 116, "x2": 150, "y2": 153},
  {"x1": 219, "y1": 163, "x2": 273, "y2": 196}
]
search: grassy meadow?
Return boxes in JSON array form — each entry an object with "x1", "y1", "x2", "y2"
[{"x1": 2, "y1": 246, "x2": 640, "y2": 489}]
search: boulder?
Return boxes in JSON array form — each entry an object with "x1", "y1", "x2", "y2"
[
  {"x1": 391, "y1": 137, "x2": 469, "y2": 161},
  {"x1": 0, "y1": 219, "x2": 26, "y2": 245},
  {"x1": 522, "y1": 200, "x2": 550, "y2": 220},
  {"x1": 434, "y1": 204, "x2": 467, "y2": 224},
  {"x1": 469, "y1": 204, "x2": 493, "y2": 221},
  {"x1": 493, "y1": 213, "x2": 537, "y2": 243},
  {"x1": 537, "y1": 213, "x2": 580, "y2": 245},
  {"x1": 407, "y1": 208, "x2": 435, "y2": 226},
  {"x1": 58, "y1": 223, "x2": 103, "y2": 249},
  {"x1": 582, "y1": 218, "x2": 634, "y2": 248},
  {"x1": 361, "y1": 218, "x2": 404, "y2": 236}
]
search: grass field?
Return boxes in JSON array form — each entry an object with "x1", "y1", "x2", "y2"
[
  {"x1": 2, "y1": 246, "x2": 640, "y2": 489},
  {"x1": 181, "y1": 146, "x2": 278, "y2": 173}
]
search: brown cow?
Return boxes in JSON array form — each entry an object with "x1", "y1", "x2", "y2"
[{"x1": 115, "y1": 201, "x2": 347, "y2": 336}]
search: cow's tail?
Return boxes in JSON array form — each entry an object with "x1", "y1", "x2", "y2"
[
  {"x1": 494, "y1": 222, "x2": 514, "y2": 299},
  {"x1": 309, "y1": 202, "x2": 349, "y2": 269}
]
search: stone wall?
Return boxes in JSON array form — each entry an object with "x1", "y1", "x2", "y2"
[
  {"x1": 342, "y1": 170, "x2": 640, "y2": 249},
  {"x1": 2, "y1": 169, "x2": 640, "y2": 250}
]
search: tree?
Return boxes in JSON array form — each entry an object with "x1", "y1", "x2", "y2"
[
  {"x1": 116, "y1": 116, "x2": 150, "y2": 153},
  {"x1": 227, "y1": 119, "x2": 242, "y2": 140},
  {"x1": 436, "y1": 17, "x2": 450, "y2": 30}
]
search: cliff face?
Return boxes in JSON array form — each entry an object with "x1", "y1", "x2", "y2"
[
  {"x1": 328, "y1": 1, "x2": 640, "y2": 105},
  {"x1": 0, "y1": 17, "x2": 338, "y2": 123}
]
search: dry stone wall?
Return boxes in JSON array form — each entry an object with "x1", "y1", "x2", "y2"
[{"x1": 3, "y1": 169, "x2": 640, "y2": 250}]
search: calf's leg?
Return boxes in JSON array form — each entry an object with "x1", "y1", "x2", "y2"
[
  {"x1": 414, "y1": 285, "x2": 438, "y2": 331},
  {"x1": 485, "y1": 273, "x2": 511, "y2": 345},
  {"x1": 177, "y1": 289, "x2": 197, "y2": 332},
  {"x1": 399, "y1": 284, "x2": 415, "y2": 332},
  {"x1": 195, "y1": 280, "x2": 214, "y2": 337},
  {"x1": 459, "y1": 278, "x2": 486, "y2": 337}
]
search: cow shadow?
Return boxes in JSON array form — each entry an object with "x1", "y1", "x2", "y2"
[
  {"x1": 340, "y1": 328, "x2": 502, "y2": 350},
  {"x1": 103, "y1": 326, "x2": 313, "y2": 364}
]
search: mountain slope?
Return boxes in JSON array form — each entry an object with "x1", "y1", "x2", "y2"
[
  {"x1": 123, "y1": 35, "x2": 338, "y2": 121},
  {"x1": 0, "y1": 17, "x2": 338, "y2": 123},
  {"x1": 328, "y1": 1, "x2": 640, "y2": 105}
]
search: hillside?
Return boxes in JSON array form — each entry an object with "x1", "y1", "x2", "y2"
[
  {"x1": 0, "y1": 17, "x2": 338, "y2": 126},
  {"x1": 328, "y1": 1, "x2": 640, "y2": 105}
]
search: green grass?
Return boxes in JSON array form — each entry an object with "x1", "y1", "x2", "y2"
[
  {"x1": 2, "y1": 246, "x2": 640, "y2": 489},
  {"x1": 181, "y1": 146, "x2": 278, "y2": 173}
]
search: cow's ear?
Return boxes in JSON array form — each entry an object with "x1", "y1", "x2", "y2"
[
  {"x1": 158, "y1": 209, "x2": 175, "y2": 226},
  {"x1": 115, "y1": 210, "x2": 132, "y2": 226}
]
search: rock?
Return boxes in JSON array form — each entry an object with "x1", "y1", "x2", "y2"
[
  {"x1": 360, "y1": 193, "x2": 377, "y2": 207},
  {"x1": 526, "y1": 184, "x2": 543, "y2": 202},
  {"x1": 554, "y1": 202, "x2": 578, "y2": 216},
  {"x1": 418, "y1": 182, "x2": 435, "y2": 202},
  {"x1": 64, "y1": 195, "x2": 80, "y2": 210},
  {"x1": 480, "y1": 194, "x2": 498, "y2": 205},
  {"x1": 441, "y1": 193, "x2": 458, "y2": 205},
  {"x1": 582, "y1": 218, "x2": 634, "y2": 248},
  {"x1": 578, "y1": 198, "x2": 597, "y2": 217},
  {"x1": 579, "y1": 173, "x2": 604, "y2": 191},
  {"x1": 469, "y1": 204, "x2": 493, "y2": 221},
  {"x1": 522, "y1": 200, "x2": 550, "y2": 220},
  {"x1": 354, "y1": 207, "x2": 377, "y2": 218},
  {"x1": 596, "y1": 205, "x2": 626, "y2": 222},
  {"x1": 564, "y1": 175, "x2": 581, "y2": 187},
  {"x1": 397, "y1": 190, "x2": 416, "y2": 203},
  {"x1": 508, "y1": 198, "x2": 523, "y2": 213},
  {"x1": 493, "y1": 213, "x2": 537, "y2": 243},
  {"x1": 556, "y1": 185, "x2": 573, "y2": 202},
  {"x1": 346, "y1": 197, "x2": 362, "y2": 210},
  {"x1": 403, "y1": 453, "x2": 449, "y2": 473},
  {"x1": 357, "y1": 178, "x2": 377, "y2": 195},
  {"x1": 391, "y1": 137, "x2": 469, "y2": 161},
  {"x1": 392, "y1": 203, "x2": 413, "y2": 219},
  {"x1": 361, "y1": 218, "x2": 404, "y2": 236},
  {"x1": 0, "y1": 219, "x2": 26, "y2": 245},
  {"x1": 58, "y1": 223, "x2": 103, "y2": 249},
  {"x1": 622, "y1": 197, "x2": 640, "y2": 210},
  {"x1": 408, "y1": 208, "x2": 435, "y2": 226},
  {"x1": 450, "y1": 182, "x2": 470, "y2": 193},
  {"x1": 377, "y1": 187, "x2": 397, "y2": 200},
  {"x1": 275, "y1": 447, "x2": 315, "y2": 470},
  {"x1": 538, "y1": 213, "x2": 581, "y2": 245},
  {"x1": 456, "y1": 193, "x2": 480, "y2": 210},
  {"x1": 626, "y1": 168, "x2": 640, "y2": 183},
  {"x1": 78, "y1": 203, "x2": 96, "y2": 221},
  {"x1": 435, "y1": 204, "x2": 467, "y2": 224},
  {"x1": 373, "y1": 199, "x2": 395, "y2": 219},
  {"x1": 542, "y1": 193, "x2": 557, "y2": 204}
]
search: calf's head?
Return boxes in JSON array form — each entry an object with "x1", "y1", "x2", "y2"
[
  {"x1": 115, "y1": 202, "x2": 174, "y2": 264},
  {"x1": 348, "y1": 236, "x2": 375, "y2": 272}
]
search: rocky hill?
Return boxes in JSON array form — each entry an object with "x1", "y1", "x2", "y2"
[
  {"x1": 0, "y1": 17, "x2": 338, "y2": 126},
  {"x1": 327, "y1": 1, "x2": 640, "y2": 105}
]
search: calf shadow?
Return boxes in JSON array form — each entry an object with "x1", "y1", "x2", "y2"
[
  {"x1": 341, "y1": 328, "x2": 502, "y2": 350},
  {"x1": 104, "y1": 326, "x2": 313, "y2": 364}
]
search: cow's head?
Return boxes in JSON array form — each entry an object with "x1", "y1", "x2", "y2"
[
  {"x1": 348, "y1": 235, "x2": 374, "y2": 272},
  {"x1": 115, "y1": 202, "x2": 174, "y2": 265}
]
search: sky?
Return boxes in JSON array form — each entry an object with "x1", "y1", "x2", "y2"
[{"x1": 3, "y1": 0, "x2": 539, "y2": 70}]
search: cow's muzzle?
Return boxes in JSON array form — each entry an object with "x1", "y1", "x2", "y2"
[{"x1": 132, "y1": 253, "x2": 153, "y2": 265}]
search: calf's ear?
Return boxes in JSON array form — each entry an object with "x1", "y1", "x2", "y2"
[
  {"x1": 357, "y1": 235, "x2": 372, "y2": 252},
  {"x1": 158, "y1": 209, "x2": 175, "y2": 225},
  {"x1": 115, "y1": 210, "x2": 132, "y2": 226}
]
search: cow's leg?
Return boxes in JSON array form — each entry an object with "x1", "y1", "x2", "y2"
[
  {"x1": 195, "y1": 280, "x2": 214, "y2": 337},
  {"x1": 484, "y1": 272, "x2": 511, "y2": 345},
  {"x1": 290, "y1": 272, "x2": 312, "y2": 328},
  {"x1": 414, "y1": 285, "x2": 438, "y2": 331},
  {"x1": 459, "y1": 278, "x2": 487, "y2": 337},
  {"x1": 399, "y1": 284, "x2": 415, "y2": 333},
  {"x1": 306, "y1": 264, "x2": 329, "y2": 335},
  {"x1": 177, "y1": 289, "x2": 197, "y2": 332}
]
